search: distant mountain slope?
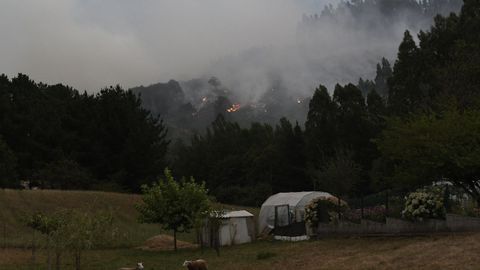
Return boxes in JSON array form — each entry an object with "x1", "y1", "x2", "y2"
[
  {"x1": 130, "y1": 77, "x2": 310, "y2": 141},
  {"x1": 130, "y1": 0, "x2": 463, "y2": 140}
]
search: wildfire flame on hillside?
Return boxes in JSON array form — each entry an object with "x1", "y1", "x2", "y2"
[{"x1": 227, "y1": 104, "x2": 241, "y2": 113}]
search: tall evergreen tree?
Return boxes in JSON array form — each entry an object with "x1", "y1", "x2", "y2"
[
  {"x1": 305, "y1": 85, "x2": 338, "y2": 165},
  {"x1": 388, "y1": 30, "x2": 423, "y2": 115},
  {"x1": 374, "y1": 58, "x2": 393, "y2": 97}
]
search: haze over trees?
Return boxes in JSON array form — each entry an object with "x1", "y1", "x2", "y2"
[{"x1": 1, "y1": 0, "x2": 479, "y2": 207}]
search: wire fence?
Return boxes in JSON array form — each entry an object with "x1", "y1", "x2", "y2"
[{"x1": 342, "y1": 186, "x2": 480, "y2": 224}]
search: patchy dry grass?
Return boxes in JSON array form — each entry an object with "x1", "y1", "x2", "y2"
[
  {"x1": 1, "y1": 189, "x2": 479, "y2": 269},
  {"x1": 0, "y1": 189, "x2": 258, "y2": 248},
  {"x1": 1, "y1": 233, "x2": 479, "y2": 270},
  {"x1": 0, "y1": 189, "x2": 164, "y2": 247}
]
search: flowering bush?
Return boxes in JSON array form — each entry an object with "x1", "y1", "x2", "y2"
[
  {"x1": 344, "y1": 205, "x2": 386, "y2": 223},
  {"x1": 305, "y1": 197, "x2": 347, "y2": 228},
  {"x1": 402, "y1": 187, "x2": 445, "y2": 221}
]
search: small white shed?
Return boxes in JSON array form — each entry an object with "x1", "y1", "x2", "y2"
[{"x1": 202, "y1": 210, "x2": 255, "y2": 246}]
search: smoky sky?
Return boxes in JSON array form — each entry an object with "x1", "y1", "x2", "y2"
[{"x1": 1, "y1": 0, "x2": 337, "y2": 92}]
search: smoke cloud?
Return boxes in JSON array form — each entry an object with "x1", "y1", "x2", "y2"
[
  {"x1": 0, "y1": 1, "x2": 325, "y2": 91},
  {"x1": 0, "y1": 0, "x2": 455, "y2": 102}
]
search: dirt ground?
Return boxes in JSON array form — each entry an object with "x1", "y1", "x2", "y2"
[
  {"x1": 136, "y1": 234, "x2": 198, "y2": 251},
  {"x1": 268, "y1": 233, "x2": 480, "y2": 270}
]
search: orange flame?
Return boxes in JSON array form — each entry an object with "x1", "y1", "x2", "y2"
[{"x1": 227, "y1": 104, "x2": 241, "y2": 113}]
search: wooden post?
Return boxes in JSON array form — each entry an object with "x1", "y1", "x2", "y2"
[
  {"x1": 444, "y1": 185, "x2": 450, "y2": 212},
  {"x1": 274, "y1": 206, "x2": 278, "y2": 228},
  {"x1": 287, "y1": 205, "x2": 291, "y2": 225},
  {"x1": 2, "y1": 223, "x2": 6, "y2": 249},
  {"x1": 173, "y1": 229, "x2": 177, "y2": 252},
  {"x1": 385, "y1": 190, "x2": 389, "y2": 217},
  {"x1": 337, "y1": 197, "x2": 341, "y2": 221},
  {"x1": 361, "y1": 196, "x2": 364, "y2": 219}
]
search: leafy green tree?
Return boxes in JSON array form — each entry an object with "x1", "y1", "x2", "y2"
[
  {"x1": 25, "y1": 212, "x2": 66, "y2": 270},
  {"x1": 62, "y1": 210, "x2": 115, "y2": 270},
  {"x1": 136, "y1": 168, "x2": 211, "y2": 251},
  {"x1": 377, "y1": 107, "x2": 480, "y2": 205},
  {"x1": 313, "y1": 148, "x2": 361, "y2": 199}
]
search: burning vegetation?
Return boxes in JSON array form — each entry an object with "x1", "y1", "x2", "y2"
[{"x1": 227, "y1": 104, "x2": 241, "y2": 113}]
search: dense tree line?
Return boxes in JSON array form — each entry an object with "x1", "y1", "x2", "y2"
[
  {"x1": 304, "y1": 0, "x2": 463, "y2": 28},
  {"x1": 0, "y1": 74, "x2": 168, "y2": 191},
  {"x1": 171, "y1": 116, "x2": 308, "y2": 206},
  {"x1": 1, "y1": 0, "x2": 479, "y2": 207},
  {"x1": 170, "y1": 83, "x2": 386, "y2": 205},
  {"x1": 172, "y1": 0, "x2": 480, "y2": 205}
]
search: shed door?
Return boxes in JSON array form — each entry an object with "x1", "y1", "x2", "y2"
[
  {"x1": 275, "y1": 204, "x2": 290, "y2": 227},
  {"x1": 231, "y1": 218, "x2": 251, "y2": 244}
]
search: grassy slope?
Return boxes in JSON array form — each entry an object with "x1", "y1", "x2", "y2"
[{"x1": 0, "y1": 189, "x2": 258, "y2": 248}]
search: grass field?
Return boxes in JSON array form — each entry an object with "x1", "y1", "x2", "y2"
[
  {"x1": 0, "y1": 189, "x2": 258, "y2": 248},
  {"x1": 1, "y1": 233, "x2": 480, "y2": 269},
  {"x1": 1, "y1": 189, "x2": 480, "y2": 270}
]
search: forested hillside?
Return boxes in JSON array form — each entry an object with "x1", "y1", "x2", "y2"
[{"x1": 1, "y1": 0, "x2": 479, "y2": 207}]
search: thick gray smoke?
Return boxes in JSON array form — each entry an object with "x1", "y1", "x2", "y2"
[
  {"x1": 0, "y1": 0, "x2": 460, "y2": 103},
  {"x1": 0, "y1": 0, "x2": 329, "y2": 92}
]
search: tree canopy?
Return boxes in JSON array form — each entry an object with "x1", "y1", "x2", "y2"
[
  {"x1": 0, "y1": 74, "x2": 169, "y2": 191},
  {"x1": 136, "y1": 168, "x2": 211, "y2": 251}
]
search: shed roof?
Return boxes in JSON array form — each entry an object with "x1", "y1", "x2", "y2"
[{"x1": 223, "y1": 210, "x2": 254, "y2": 218}]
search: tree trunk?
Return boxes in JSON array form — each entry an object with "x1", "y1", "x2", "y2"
[
  {"x1": 75, "y1": 251, "x2": 81, "y2": 270},
  {"x1": 47, "y1": 236, "x2": 51, "y2": 270},
  {"x1": 31, "y1": 229, "x2": 36, "y2": 270},
  {"x1": 55, "y1": 250, "x2": 61, "y2": 270},
  {"x1": 196, "y1": 228, "x2": 204, "y2": 254},
  {"x1": 173, "y1": 229, "x2": 177, "y2": 252}
]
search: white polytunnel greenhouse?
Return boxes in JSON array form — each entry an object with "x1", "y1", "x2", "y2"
[{"x1": 258, "y1": 191, "x2": 337, "y2": 235}]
